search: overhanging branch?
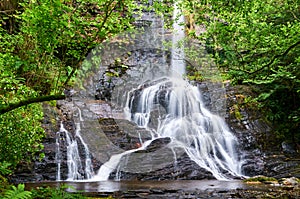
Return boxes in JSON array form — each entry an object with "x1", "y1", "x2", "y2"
[
  {"x1": 249, "y1": 40, "x2": 300, "y2": 75},
  {"x1": 0, "y1": 94, "x2": 66, "y2": 115}
]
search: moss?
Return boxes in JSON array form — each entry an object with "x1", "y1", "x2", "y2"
[
  {"x1": 231, "y1": 104, "x2": 243, "y2": 120},
  {"x1": 244, "y1": 176, "x2": 277, "y2": 183}
]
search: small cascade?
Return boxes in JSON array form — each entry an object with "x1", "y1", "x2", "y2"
[
  {"x1": 92, "y1": 140, "x2": 153, "y2": 181},
  {"x1": 56, "y1": 119, "x2": 94, "y2": 181},
  {"x1": 55, "y1": 127, "x2": 62, "y2": 181},
  {"x1": 64, "y1": 123, "x2": 84, "y2": 180},
  {"x1": 73, "y1": 122, "x2": 94, "y2": 179}
]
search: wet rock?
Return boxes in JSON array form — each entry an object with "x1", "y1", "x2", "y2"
[
  {"x1": 99, "y1": 118, "x2": 152, "y2": 150},
  {"x1": 241, "y1": 150, "x2": 265, "y2": 176},
  {"x1": 134, "y1": 137, "x2": 171, "y2": 153},
  {"x1": 281, "y1": 142, "x2": 297, "y2": 154},
  {"x1": 262, "y1": 154, "x2": 300, "y2": 179},
  {"x1": 280, "y1": 177, "x2": 299, "y2": 186},
  {"x1": 109, "y1": 152, "x2": 214, "y2": 181}
]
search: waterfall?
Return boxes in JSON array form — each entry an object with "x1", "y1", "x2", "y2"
[
  {"x1": 90, "y1": 1, "x2": 243, "y2": 180},
  {"x1": 55, "y1": 125, "x2": 62, "y2": 181},
  {"x1": 58, "y1": 0, "x2": 244, "y2": 181}
]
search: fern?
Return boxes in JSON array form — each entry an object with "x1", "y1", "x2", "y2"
[
  {"x1": 0, "y1": 161, "x2": 12, "y2": 175},
  {"x1": 4, "y1": 184, "x2": 32, "y2": 199}
]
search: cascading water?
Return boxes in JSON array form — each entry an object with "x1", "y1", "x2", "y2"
[
  {"x1": 127, "y1": 77, "x2": 243, "y2": 180},
  {"x1": 56, "y1": 109, "x2": 94, "y2": 181},
  {"x1": 91, "y1": 76, "x2": 243, "y2": 181}
]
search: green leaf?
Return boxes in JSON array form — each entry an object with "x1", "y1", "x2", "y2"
[{"x1": 4, "y1": 184, "x2": 32, "y2": 199}]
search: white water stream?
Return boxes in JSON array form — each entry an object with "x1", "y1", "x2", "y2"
[{"x1": 56, "y1": 109, "x2": 94, "y2": 181}]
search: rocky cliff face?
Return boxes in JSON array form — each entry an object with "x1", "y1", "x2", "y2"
[{"x1": 225, "y1": 85, "x2": 300, "y2": 178}]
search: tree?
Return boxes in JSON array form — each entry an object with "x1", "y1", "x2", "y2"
[
  {"x1": 184, "y1": 0, "x2": 300, "y2": 147},
  {"x1": 0, "y1": 0, "x2": 143, "y2": 167}
]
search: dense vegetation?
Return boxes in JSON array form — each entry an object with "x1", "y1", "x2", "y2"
[
  {"x1": 182, "y1": 0, "x2": 300, "y2": 147},
  {"x1": 0, "y1": 0, "x2": 143, "y2": 196},
  {"x1": 0, "y1": 0, "x2": 299, "y2": 197}
]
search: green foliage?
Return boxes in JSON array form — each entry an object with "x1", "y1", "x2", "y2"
[
  {"x1": 3, "y1": 184, "x2": 32, "y2": 199},
  {"x1": 0, "y1": 0, "x2": 145, "y2": 174},
  {"x1": 0, "y1": 46, "x2": 45, "y2": 165},
  {"x1": 0, "y1": 104, "x2": 45, "y2": 167},
  {"x1": 2, "y1": 184, "x2": 96, "y2": 199},
  {"x1": 0, "y1": 162, "x2": 12, "y2": 194},
  {"x1": 17, "y1": 0, "x2": 140, "y2": 93},
  {"x1": 0, "y1": 28, "x2": 46, "y2": 165},
  {"x1": 0, "y1": 162, "x2": 12, "y2": 176},
  {"x1": 0, "y1": 42, "x2": 45, "y2": 167},
  {"x1": 185, "y1": 0, "x2": 300, "y2": 146},
  {"x1": 1, "y1": 0, "x2": 143, "y2": 99}
]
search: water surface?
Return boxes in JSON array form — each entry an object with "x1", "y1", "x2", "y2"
[{"x1": 26, "y1": 180, "x2": 250, "y2": 193}]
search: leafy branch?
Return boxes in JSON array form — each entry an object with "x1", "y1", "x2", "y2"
[
  {"x1": 221, "y1": 40, "x2": 300, "y2": 76},
  {"x1": 249, "y1": 40, "x2": 300, "y2": 75}
]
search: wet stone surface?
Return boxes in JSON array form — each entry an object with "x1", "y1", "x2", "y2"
[{"x1": 109, "y1": 153, "x2": 214, "y2": 181}]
